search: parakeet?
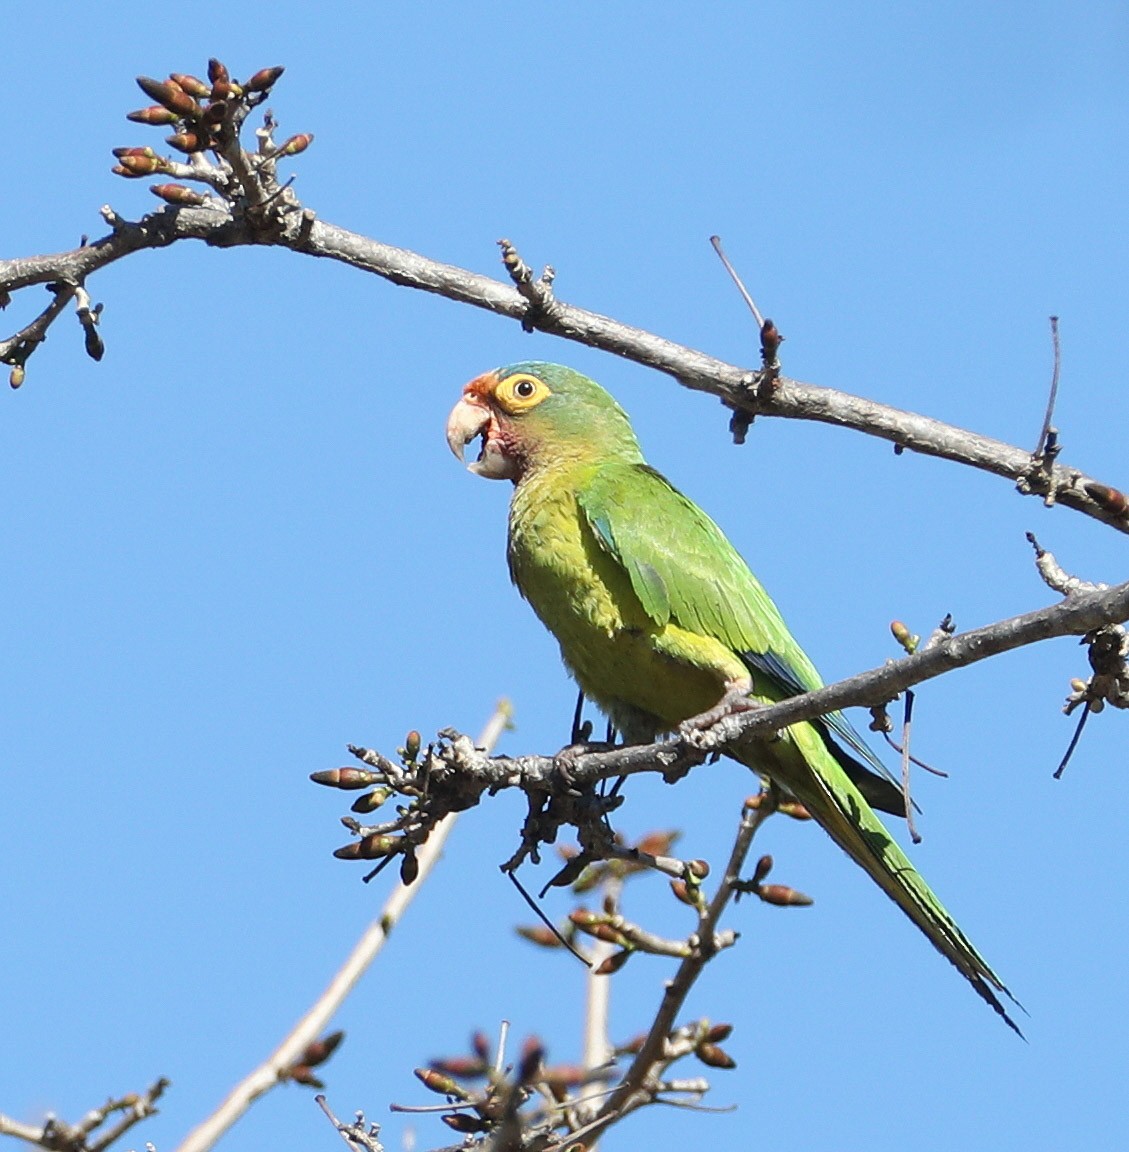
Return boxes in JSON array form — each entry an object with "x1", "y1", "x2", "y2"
[{"x1": 446, "y1": 360, "x2": 1017, "y2": 1031}]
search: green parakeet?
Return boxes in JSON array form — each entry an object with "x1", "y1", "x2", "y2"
[{"x1": 446, "y1": 361, "x2": 1017, "y2": 1031}]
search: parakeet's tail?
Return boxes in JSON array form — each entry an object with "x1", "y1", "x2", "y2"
[{"x1": 746, "y1": 741, "x2": 1023, "y2": 1036}]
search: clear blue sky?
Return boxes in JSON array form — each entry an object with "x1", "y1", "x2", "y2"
[{"x1": 3, "y1": 4, "x2": 1127, "y2": 1150}]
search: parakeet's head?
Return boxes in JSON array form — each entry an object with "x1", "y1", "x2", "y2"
[{"x1": 446, "y1": 362, "x2": 643, "y2": 481}]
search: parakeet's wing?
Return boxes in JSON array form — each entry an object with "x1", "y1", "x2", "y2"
[{"x1": 577, "y1": 461, "x2": 904, "y2": 811}]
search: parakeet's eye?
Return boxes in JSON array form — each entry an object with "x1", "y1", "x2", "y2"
[{"x1": 495, "y1": 372, "x2": 551, "y2": 413}]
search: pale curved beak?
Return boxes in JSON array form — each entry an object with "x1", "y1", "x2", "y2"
[
  {"x1": 446, "y1": 393, "x2": 517, "y2": 480},
  {"x1": 446, "y1": 395, "x2": 490, "y2": 463}
]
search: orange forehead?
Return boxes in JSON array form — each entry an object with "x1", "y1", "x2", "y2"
[{"x1": 463, "y1": 371, "x2": 500, "y2": 402}]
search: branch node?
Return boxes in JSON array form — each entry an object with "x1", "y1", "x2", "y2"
[{"x1": 498, "y1": 238, "x2": 558, "y2": 332}]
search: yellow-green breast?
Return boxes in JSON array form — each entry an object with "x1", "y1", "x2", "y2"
[{"x1": 507, "y1": 462, "x2": 748, "y2": 739}]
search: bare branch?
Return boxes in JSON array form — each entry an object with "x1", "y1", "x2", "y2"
[
  {"x1": 4, "y1": 201, "x2": 1127, "y2": 531},
  {"x1": 174, "y1": 702, "x2": 511, "y2": 1152}
]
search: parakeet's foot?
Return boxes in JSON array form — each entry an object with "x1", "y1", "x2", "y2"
[
  {"x1": 553, "y1": 740, "x2": 616, "y2": 785},
  {"x1": 679, "y1": 685, "x2": 760, "y2": 744}
]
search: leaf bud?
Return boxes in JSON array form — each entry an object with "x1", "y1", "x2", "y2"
[
  {"x1": 752, "y1": 854, "x2": 773, "y2": 884},
  {"x1": 669, "y1": 878, "x2": 697, "y2": 906},
  {"x1": 704, "y1": 1022, "x2": 734, "y2": 1042},
  {"x1": 758, "y1": 884, "x2": 814, "y2": 907},
  {"x1": 777, "y1": 800, "x2": 812, "y2": 821},
  {"x1": 517, "y1": 1035, "x2": 546, "y2": 1084},
  {"x1": 593, "y1": 949, "x2": 631, "y2": 975},
  {"x1": 333, "y1": 834, "x2": 397, "y2": 860},
  {"x1": 310, "y1": 767, "x2": 380, "y2": 789},
  {"x1": 278, "y1": 132, "x2": 313, "y2": 156},
  {"x1": 245, "y1": 65, "x2": 285, "y2": 92},
  {"x1": 441, "y1": 1114, "x2": 490, "y2": 1134},
  {"x1": 302, "y1": 1030, "x2": 344, "y2": 1066},
  {"x1": 169, "y1": 73, "x2": 212, "y2": 98},
  {"x1": 515, "y1": 925, "x2": 563, "y2": 947},
  {"x1": 118, "y1": 154, "x2": 163, "y2": 175},
  {"x1": 136, "y1": 76, "x2": 200, "y2": 118},
  {"x1": 635, "y1": 830, "x2": 679, "y2": 857},
  {"x1": 287, "y1": 1065, "x2": 325, "y2": 1088},
  {"x1": 150, "y1": 183, "x2": 207, "y2": 206},
  {"x1": 415, "y1": 1067, "x2": 468, "y2": 1099},
  {"x1": 350, "y1": 786, "x2": 393, "y2": 813},
  {"x1": 1085, "y1": 482, "x2": 1129, "y2": 516},
  {"x1": 166, "y1": 131, "x2": 208, "y2": 154},
  {"x1": 890, "y1": 620, "x2": 919, "y2": 654},
  {"x1": 696, "y1": 1042, "x2": 736, "y2": 1069},
  {"x1": 127, "y1": 105, "x2": 180, "y2": 126},
  {"x1": 9, "y1": 365, "x2": 26, "y2": 389}
]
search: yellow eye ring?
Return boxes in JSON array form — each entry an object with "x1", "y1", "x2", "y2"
[{"x1": 495, "y1": 373, "x2": 551, "y2": 413}]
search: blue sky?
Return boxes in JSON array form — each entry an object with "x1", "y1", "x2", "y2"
[{"x1": 3, "y1": 4, "x2": 1128, "y2": 1150}]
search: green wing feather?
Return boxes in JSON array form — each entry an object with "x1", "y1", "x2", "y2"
[
  {"x1": 578, "y1": 462, "x2": 903, "y2": 809},
  {"x1": 575, "y1": 459, "x2": 1019, "y2": 1032}
]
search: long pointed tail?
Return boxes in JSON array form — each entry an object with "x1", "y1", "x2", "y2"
[{"x1": 745, "y1": 739, "x2": 1023, "y2": 1035}]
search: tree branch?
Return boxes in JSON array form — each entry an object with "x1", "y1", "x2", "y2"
[
  {"x1": 173, "y1": 703, "x2": 511, "y2": 1152},
  {"x1": 3, "y1": 199, "x2": 1126, "y2": 530},
  {"x1": 324, "y1": 577, "x2": 1129, "y2": 825}
]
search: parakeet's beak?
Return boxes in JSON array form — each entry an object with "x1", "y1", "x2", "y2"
[{"x1": 446, "y1": 375, "x2": 517, "y2": 480}]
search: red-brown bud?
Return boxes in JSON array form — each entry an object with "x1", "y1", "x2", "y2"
[
  {"x1": 776, "y1": 800, "x2": 812, "y2": 821},
  {"x1": 704, "y1": 1022, "x2": 734, "y2": 1043},
  {"x1": 302, "y1": 1030, "x2": 344, "y2": 1067},
  {"x1": 287, "y1": 1065, "x2": 325, "y2": 1088},
  {"x1": 245, "y1": 65, "x2": 285, "y2": 92},
  {"x1": 687, "y1": 858, "x2": 710, "y2": 880},
  {"x1": 310, "y1": 767, "x2": 380, "y2": 789},
  {"x1": 517, "y1": 1036, "x2": 545, "y2": 1084},
  {"x1": 404, "y1": 730, "x2": 422, "y2": 760},
  {"x1": 471, "y1": 1030, "x2": 491, "y2": 1062},
  {"x1": 429, "y1": 1055, "x2": 487, "y2": 1077},
  {"x1": 278, "y1": 132, "x2": 313, "y2": 156},
  {"x1": 113, "y1": 146, "x2": 157, "y2": 159},
  {"x1": 169, "y1": 73, "x2": 211, "y2": 98},
  {"x1": 350, "y1": 786, "x2": 393, "y2": 813},
  {"x1": 635, "y1": 829, "x2": 679, "y2": 857},
  {"x1": 333, "y1": 834, "x2": 397, "y2": 860},
  {"x1": 127, "y1": 105, "x2": 180, "y2": 126},
  {"x1": 136, "y1": 76, "x2": 200, "y2": 118},
  {"x1": 207, "y1": 58, "x2": 230, "y2": 84},
  {"x1": 758, "y1": 884, "x2": 814, "y2": 907},
  {"x1": 203, "y1": 101, "x2": 228, "y2": 124},
  {"x1": 118, "y1": 153, "x2": 163, "y2": 175},
  {"x1": 209, "y1": 79, "x2": 243, "y2": 100},
  {"x1": 441, "y1": 1114, "x2": 490, "y2": 1134},
  {"x1": 399, "y1": 852, "x2": 419, "y2": 885},
  {"x1": 515, "y1": 925, "x2": 564, "y2": 947},
  {"x1": 696, "y1": 1042, "x2": 736, "y2": 1069},
  {"x1": 112, "y1": 165, "x2": 145, "y2": 178},
  {"x1": 415, "y1": 1067, "x2": 469, "y2": 1099},
  {"x1": 752, "y1": 854, "x2": 773, "y2": 884},
  {"x1": 166, "y1": 131, "x2": 208, "y2": 154},
  {"x1": 150, "y1": 183, "x2": 207, "y2": 206},
  {"x1": 594, "y1": 949, "x2": 631, "y2": 975},
  {"x1": 1085, "y1": 482, "x2": 1129, "y2": 516},
  {"x1": 669, "y1": 879, "x2": 697, "y2": 906}
]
